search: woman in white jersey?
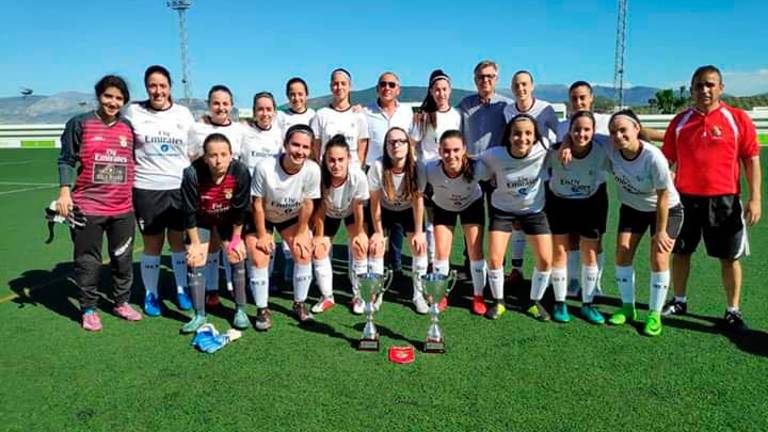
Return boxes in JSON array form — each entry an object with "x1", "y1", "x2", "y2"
[
  {"x1": 124, "y1": 65, "x2": 195, "y2": 317},
  {"x1": 479, "y1": 114, "x2": 553, "y2": 321},
  {"x1": 546, "y1": 111, "x2": 609, "y2": 324},
  {"x1": 188, "y1": 85, "x2": 249, "y2": 301},
  {"x1": 417, "y1": 130, "x2": 487, "y2": 315},
  {"x1": 604, "y1": 110, "x2": 683, "y2": 337},
  {"x1": 278, "y1": 77, "x2": 316, "y2": 136},
  {"x1": 241, "y1": 92, "x2": 283, "y2": 174},
  {"x1": 310, "y1": 68, "x2": 369, "y2": 166},
  {"x1": 310, "y1": 135, "x2": 370, "y2": 314},
  {"x1": 245, "y1": 124, "x2": 321, "y2": 331},
  {"x1": 368, "y1": 127, "x2": 429, "y2": 314}
]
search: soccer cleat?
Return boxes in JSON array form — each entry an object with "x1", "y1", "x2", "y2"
[
  {"x1": 526, "y1": 301, "x2": 551, "y2": 321},
  {"x1": 113, "y1": 303, "x2": 142, "y2": 321},
  {"x1": 254, "y1": 308, "x2": 272, "y2": 331},
  {"x1": 81, "y1": 311, "x2": 102, "y2": 332},
  {"x1": 608, "y1": 304, "x2": 637, "y2": 326},
  {"x1": 413, "y1": 296, "x2": 429, "y2": 315},
  {"x1": 580, "y1": 304, "x2": 605, "y2": 325},
  {"x1": 472, "y1": 295, "x2": 487, "y2": 316},
  {"x1": 232, "y1": 308, "x2": 250, "y2": 330},
  {"x1": 351, "y1": 297, "x2": 365, "y2": 315},
  {"x1": 293, "y1": 302, "x2": 315, "y2": 323},
  {"x1": 643, "y1": 311, "x2": 663, "y2": 336},
  {"x1": 181, "y1": 314, "x2": 206, "y2": 334},
  {"x1": 661, "y1": 299, "x2": 687, "y2": 317},
  {"x1": 206, "y1": 293, "x2": 221, "y2": 307},
  {"x1": 505, "y1": 268, "x2": 524, "y2": 286},
  {"x1": 722, "y1": 310, "x2": 748, "y2": 334},
  {"x1": 552, "y1": 302, "x2": 570, "y2": 323},
  {"x1": 438, "y1": 296, "x2": 448, "y2": 312},
  {"x1": 566, "y1": 278, "x2": 581, "y2": 298},
  {"x1": 311, "y1": 297, "x2": 336, "y2": 314},
  {"x1": 484, "y1": 301, "x2": 507, "y2": 320},
  {"x1": 177, "y1": 289, "x2": 192, "y2": 311},
  {"x1": 143, "y1": 292, "x2": 161, "y2": 317}
]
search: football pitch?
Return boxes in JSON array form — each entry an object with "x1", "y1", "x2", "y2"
[{"x1": 0, "y1": 149, "x2": 766, "y2": 431}]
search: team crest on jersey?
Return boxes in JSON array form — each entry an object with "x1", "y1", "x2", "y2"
[
  {"x1": 224, "y1": 188, "x2": 233, "y2": 200},
  {"x1": 119, "y1": 136, "x2": 128, "y2": 147},
  {"x1": 711, "y1": 126, "x2": 722, "y2": 137}
]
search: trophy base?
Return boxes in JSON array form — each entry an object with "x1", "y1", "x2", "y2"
[
  {"x1": 358, "y1": 338, "x2": 380, "y2": 351},
  {"x1": 423, "y1": 339, "x2": 445, "y2": 353}
]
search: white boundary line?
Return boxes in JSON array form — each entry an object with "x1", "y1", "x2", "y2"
[
  {"x1": 0, "y1": 185, "x2": 58, "y2": 196},
  {"x1": 0, "y1": 181, "x2": 58, "y2": 186},
  {"x1": 0, "y1": 161, "x2": 36, "y2": 166}
]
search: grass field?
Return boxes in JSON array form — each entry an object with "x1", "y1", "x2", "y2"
[
  {"x1": 760, "y1": 133, "x2": 768, "y2": 145},
  {"x1": 1, "y1": 149, "x2": 767, "y2": 432}
]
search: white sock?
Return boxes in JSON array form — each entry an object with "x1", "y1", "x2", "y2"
[
  {"x1": 488, "y1": 267, "x2": 504, "y2": 300},
  {"x1": 649, "y1": 271, "x2": 670, "y2": 313},
  {"x1": 596, "y1": 252, "x2": 605, "y2": 292},
  {"x1": 675, "y1": 295, "x2": 687, "y2": 303},
  {"x1": 425, "y1": 222, "x2": 435, "y2": 264},
  {"x1": 615, "y1": 265, "x2": 635, "y2": 305},
  {"x1": 293, "y1": 262, "x2": 312, "y2": 302},
  {"x1": 470, "y1": 260, "x2": 486, "y2": 296},
  {"x1": 567, "y1": 250, "x2": 581, "y2": 285},
  {"x1": 170, "y1": 251, "x2": 187, "y2": 294},
  {"x1": 551, "y1": 267, "x2": 567, "y2": 302},
  {"x1": 250, "y1": 266, "x2": 269, "y2": 308},
  {"x1": 313, "y1": 257, "x2": 334, "y2": 299},
  {"x1": 511, "y1": 229, "x2": 526, "y2": 263},
  {"x1": 369, "y1": 256, "x2": 384, "y2": 275},
  {"x1": 141, "y1": 254, "x2": 161, "y2": 297},
  {"x1": 581, "y1": 265, "x2": 599, "y2": 304},
  {"x1": 205, "y1": 253, "x2": 220, "y2": 292},
  {"x1": 222, "y1": 254, "x2": 234, "y2": 291},
  {"x1": 351, "y1": 257, "x2": 368, "y2": 296},
  {"x1": 412, "y1": 254, "x2": 428, "y2": 299},
  {"x1": 530, "y1": 268, "x2": 551, "y2": 301},
  {"x1": 434, "y1": 259, "x2": 449, "y2": 275}
]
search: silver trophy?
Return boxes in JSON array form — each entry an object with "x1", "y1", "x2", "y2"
[
  {"x1": 421, "y1": 270, "x2": 458, "y2": 353},
  {"x1": 356, "y1": 270, "x2": 393, "y2": 351}
]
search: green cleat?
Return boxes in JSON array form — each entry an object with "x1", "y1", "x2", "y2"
[
  {"x1": 232, "y1": 308, "x2": 250, "y2": 330},
  {"x1": 580, "y1": 304, "x2": 605, "y2": 325},
  {"x1": 552, "y1": 302, "x2": 570, "y2": 323},
  {"x1": 526, "y1": 301, "x2": 551, "y2": 322},
  {"x1": 644, "y1": 311, "x2": 663, "y2": 336},
  {"x1": 484, "y1": 301, "x2": 507, "y2": 320},
  {"x1": 608, "y1": 304, "x2": 637, "y2": 326},
  {"x1": 181, "y1": 314, "x2": 206, "y2": 334}
]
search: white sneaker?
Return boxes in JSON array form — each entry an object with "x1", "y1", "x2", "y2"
[
  {"x1": 351, "y1": 297, "x2": 365, "y2": 315},
  {"x1": 311, "y1": 297, "x2": 336, "y2": 314},
  {"x1": 413, "y1": 296, "x2": 429, "y2": 314}
]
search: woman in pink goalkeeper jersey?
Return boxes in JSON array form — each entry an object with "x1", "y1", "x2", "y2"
[{"x1": 57, "y1": 75, "x2": 142, "y2": 331}]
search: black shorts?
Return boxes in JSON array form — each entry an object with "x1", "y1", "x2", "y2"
[
  {"x1": 489, "y1": 206, "x2": 550, "y2": 235},
  {"x1": 243, "y1": 209, "x2": 299, "y2": 235},
  {"x1": 322, "y1": 214, "x2": 355, "y2": 238},
  {"x1": 618, "y1": 204, "x2": 684, "y2": 238},
  {"x1": 133, "y1": 188, "x2": 184, "y2": 234},
  {"x1": 545, "y1": 183, "x2": 608, "y2": 239},
  {"x1": 673, "y1": 194, "x2": 748, "y2": 259},
  {"x1": 195, "y1": 224, "x2": 235, "y2": 244},
  {"x1": 381, "y1": 207, "x2": 416, "y2": 234},
  {"x1": 432, "y1": 198, "x2": 485, "y2": 227}
]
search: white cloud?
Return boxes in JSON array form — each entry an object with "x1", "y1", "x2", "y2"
[{"x1": 721, "y1": 69, "x2": 768, "y2": 96}]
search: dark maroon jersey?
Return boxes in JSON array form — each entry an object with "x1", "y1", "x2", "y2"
[
  {"x1": 181, "y1": 158, "x2": 251, "y2": 229},
  {"x1": 57, "y1": 112, "x2": 135, "y2": 216}
]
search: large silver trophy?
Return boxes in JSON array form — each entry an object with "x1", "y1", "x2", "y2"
[
  {"x1": 356, "y1": 269, "x2": 393, "y2": 351},
  {"x1": 421, "y1": 270, "x2": 458, "y2": 353}
]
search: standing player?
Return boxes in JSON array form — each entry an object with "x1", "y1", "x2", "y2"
[
  {"x1": 311, "y1": 135, "x2": 370, "y2": 314},
  {"x1": 368, "y1": 127, "x2": 429, "y2": 314},
  {"x1": 604, "y1": 110, "x2": 683, "y2": 337},
  {"x1": 661, "y1": 65, "x2": 761, "y2": 332},
  {"x1": 479, "y1": 114, "x2": 553, "y2": 321},
  {"x1": 124, "y1": 65, "x2": 195, "y2": 317},
  {"x1": 412, "y1": 70, "x2": 462, "y2": 163},
  {"x1": 180, "y1": 133, "x2": 251, "y2": 333},
  {"x1": 418, "y1": 130, "x2": 488, "y2": 315},
  {"x1": 277, "y1": 77, "x2": 316, "y2": 136},
  {"x1": 245, "y1": 124, "x2": 321, "y2": 330},
  {"x1": 57, "y1": 75, "x2": 142, "y2": 331},
  {"x1": 459, "y1": 60, "x2": 511, "y2": 156}
]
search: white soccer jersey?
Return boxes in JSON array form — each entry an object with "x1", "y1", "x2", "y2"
[
  {"x1": 241, "y1": 121, "x2": 284, "y2": 175},
  {"x1": 503, "y1": 99, "x2": 560, "y2": 142},
  {"x1": 311, "y1": 106, "x2": 369, "y2": 166},
  {"x1": 410, "y1": 108, "x2": 462, "y2": 162},
  {"x1": 251, "y1": 156, "x2": 321, "y2": 224},
  {"x1": 417, "y1": 159, "x2": 483, "y2": 212},
  {"x1": 606, "y1": 141, "x2": 681, "y2": 212},
  {"x1": 277, "y1": 108, "x2": 316, "y2": 138},
  {"x1": 364, "y1": 102, "x2": 414, "y2": 165},
  {"x1": 557, "y1": 112, "x2": 611, "y2": 142},
  {"x1": 123, "y1": 101, "x2": 195, "y2": 190},
  {"x1": 367, "y1": 158, "x2": 413, "y2": 211},
  {"x1": 479, "y1": 141, "x2": 550, "y2": 214},
  {"x1": 547, "y1": 139, "x2": 609, "y2": 199},
  {"x1": 188, "y1": 118, "x2": 248, "y2": 160},
  {"x1": 324, "y1": 166, "x2": 370, "y2": 219}
]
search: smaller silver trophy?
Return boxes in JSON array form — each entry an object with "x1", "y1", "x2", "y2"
[
  {"x1": 356, "y1": 270, "x2": 393, "y2": 351},
  {"x1": 421, "y1": 270, "x2": 457, "y2": 353}
]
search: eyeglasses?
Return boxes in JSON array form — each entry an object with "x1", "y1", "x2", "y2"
[
  {"x1": 378, "y1": 81, "x2": 398, "y2": 89},
  {"x1": 475, "y1": 74, "x2": 497, "y2": 81},
  {"x1": 386, "y1": 138, "x2": 409, "y2": 147}
]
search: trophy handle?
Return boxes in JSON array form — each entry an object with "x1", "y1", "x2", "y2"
[
  {"x1": 381, "y1": 268, "x2": 394, "y2": 292},
  {"x1": 446, "y1": 270, "x2": 458, "y2": 294}
]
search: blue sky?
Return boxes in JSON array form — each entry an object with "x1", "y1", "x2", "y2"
[{"x1": 1, "y1": 0, "x2": 766, "y2": 103}]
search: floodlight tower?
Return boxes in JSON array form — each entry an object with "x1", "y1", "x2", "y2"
[
  {"x1": 613, "y1": 0, "x2": 628, "y2": 109},
  {"x1": 168, "y1": 0, "x2": 193, "y2": 104}
]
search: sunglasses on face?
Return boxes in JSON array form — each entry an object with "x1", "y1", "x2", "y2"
[
  {"x1": 475, "y1": 74, "x2": 497, "y2": 81},
  {"x1": 387, "y1": 138, "x2": 408, "y2": 147},
  {"x1": 378, "y1": 81, "x2": 398, "y2": 89}
]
